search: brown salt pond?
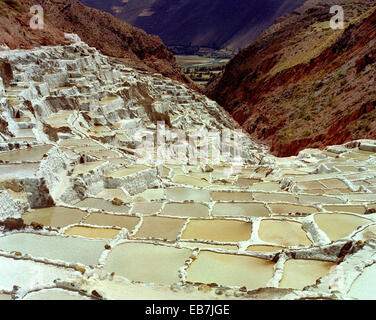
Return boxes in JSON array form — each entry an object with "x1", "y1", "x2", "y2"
[
  {"x1": 211, "y1": 191, "x2": 252, "y2": 202},
  {"x1": 322, "y1": 204, "x2": 366, "y2": 214},
  {"x1": 131, "y1": 202, "x2": 164, "y2": 215},
  {"x1": 0, "y1": 145, "x2": 53, "y2": 162},
  {"x1": 22, "y1": 288, "x2": 91, "y2": 300},
  {"x1": 181, "y1": 219, "x2": 252, "y2": 242},
  {"x1": 279, "y1": 259, "x2": 336, "y2": 290},
  {"x1": 76, "y1": 198, "x2": 130, "y2": 214},
  {"x1": 83, "y1": 212, "x2": 140, "y2": 231},
  {"x1": 161, "y1": 203, "x2": 209, "y2": 218},
  {"x1": 64, "y1": 225, "x2": 120, "y2": 239},
  {"x1": 252, "y1": 192, "x2": 298, "y2": 203},
  {"x1": 258, "y1": 220, "x2": 312, "y2": 247},
  {"x1": 133, "y1": 216, "x2": 186, "y2": 241},
  {"x1": 314, "y1": 213, "x2": 370, "y2": 241},
  {"x1": 186, "y1": 251, "x2": 274, "y2": 290},
  {"x1": 268, "y1": 203, "x2": 317, "y2": 215},
  {"x1": 103, "y1": 243, "x2": 192, "y2": 285},
  {"x1": 22, "y1": 207, "x2": 88, "y2": 228},
  {"x1": 166, "y1": 187, "x2": 210, "y2": 202},
  {"x1": 212, "y1": 202, "x2": 269, "y2": 217},
  {"x1": 0, "y1": 233, "x2": 106, "y2": 265}
]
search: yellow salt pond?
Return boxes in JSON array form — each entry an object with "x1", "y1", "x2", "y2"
[
  {"x1": 22, "y1": 207, "x2": 88, "y2": 228},
  {"x1": 212, "y1": 202, "x2": 269, "y2": 217},
  {"x1": 314, "y1": 213, "x2": 370, "y2": 241},
  {"x1": 211, "y1": 191, "x2": 252, "y2": 201},
  {"x1": 0, "y1": 145, "x2": 53, "y2": 162},
  {"x1": 186, "y1": 251, "x2": 274, "y2": 290},
  {"x1": 258, "y1": 220, "x2": 312, "y2": 247},
  {"x1": 76, "y1": 198, "x2": 130, "y2": 214},
  {"x1": 134, "y1": 216, "x2": 186, "y2": 241},
  {"x1": 103, "y1": 243, "x2": 192, "y2": 285},
  {"x1": 279, "y1": 259, "x2": 336, "y2": 290},
  {"x1": 181, "y1": 219, "x2": 252, "y2": 242},
  {"x1": 131, "y1": 202, "x2": 164, "y2": 215},
  {"x1": 64, "y1": 225, "x2": 120, "y2": 239},
  {"x1": 83, "y1": 212, "x2": 140, "y2": 231}
]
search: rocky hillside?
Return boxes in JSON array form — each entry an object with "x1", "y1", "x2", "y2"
[
  {"x1": 0, "y1": 0, "x2": 191, "y2": 85},
  {"x1": 207, "y1": 0, "x2": 376, "y2": 157},
  {"x1": 81, "y1": 0, "x2": 306, "y2": 50}
]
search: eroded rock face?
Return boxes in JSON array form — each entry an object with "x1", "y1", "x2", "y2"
[{"x1": 1, "y1": 38, "x2": 376, "y2": 301}]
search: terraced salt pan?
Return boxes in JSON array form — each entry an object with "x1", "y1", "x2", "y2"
[
  {"x1": 181, "y1": 219, "x2": 252, "y2": 242},
  {"x1": 22, "y1": 288, "x2": 91, "y2": 300},
  {"x1": 72, "y1": 161, "x2": 106, "y2": 175},
  {"x1": 186, "y1": 251, "x2": 274, "y2": 290},
  {"x1": 279, "y1": 259, "x2": 336, "y2": 290},
  {"x1": 0, "y1": 233, "x2": 106, "y2": 265},
  {"x1": 252, "y1": 192, "x2": 298, "y2": 203},
  {"x1": 83, "y1": 212, "x2": 140, "y2": 231},
  {"x1": 166, "y1": 187, "x2": 210, "y2": 202},
  {"x1": 211, "y1": 191, "x2": 252, "y2": 201},
  {"x1": 0, "y1": 145, "x2": 53, "y2": 162},
  {"x1": 258, "y1": 220, "x2": 312, "y2": 247},
  {"x1": 131, "y1": 202, "x2": 164, "y2": 215},
  {"x1": 172, "y1": 175, "x2": 210, "y2": 188},
  {"x1": 161, "y1": 203, "x2": 209, "y2": 218},
  {"x1": 0, "y1": 163, "x2": 40, "y2": 179},
  {"x1": 64, "y1": 225, "x2": 120, "y2": 239},
  {"x1": 322, "y1": 205, "x2": 366, "y2": 214},
  {"x1": 0, "y1": 256, "x2": 80, "y2": 292},
  {"x1": 212, "y1": 202, "x2": 269, "y2": 217},
  {"x1": 22, "y1": 207, "x2": 88, "y2": 228},
  {"x1": 133, "y1": 188, "x2": 165, "y2": 202},
  {"x1": 76, "y1": 198, "x2": 130, "y2": 214},
  {"x1": 314, "y1": 213, "x2": 370, "y2": 241},
  {"x1": 134, "y1": 216, "x2": 186, "y2": 241},
  {"x1": 268, "y1": 203, "x2": 317, "y2": 215},
  {"x1": 103, "y1": 243, "x2": 192, "y2": 285}
]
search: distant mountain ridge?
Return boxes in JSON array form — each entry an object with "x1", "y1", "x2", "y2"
[{"x1": 81, "y1": 0, "x2": 307, "y2": 50}]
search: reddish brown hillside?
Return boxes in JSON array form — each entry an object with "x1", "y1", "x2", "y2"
[{"x1": 207, "y1": 0, "x2": 376, "y2": 156}]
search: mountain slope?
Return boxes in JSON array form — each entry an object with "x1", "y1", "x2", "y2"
[
  {"x1": 81, "y1": 0, "x2": 307, "y2": 50},
  {"x1": 0, "y1": 0, "x2": 191, "y2": 85},
  {"x1": 207, "y1": 0, "x2": 376, "y2": 156}
]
